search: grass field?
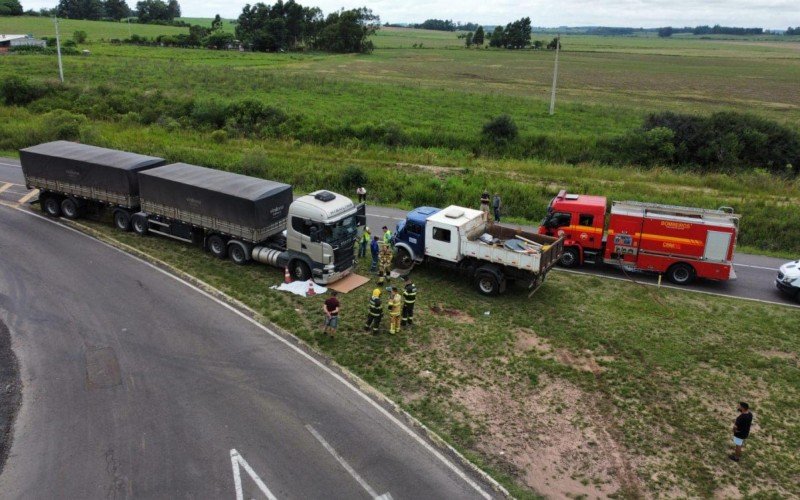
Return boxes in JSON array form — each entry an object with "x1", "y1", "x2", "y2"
[{"x1": 74, "y1": 214, "x2": 800, "y2": 498}]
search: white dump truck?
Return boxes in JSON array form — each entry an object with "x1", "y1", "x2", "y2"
[{"x1": 393, "y1": 205, "x2": 564, "y2": 295}]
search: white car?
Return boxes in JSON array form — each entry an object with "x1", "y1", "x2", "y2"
[{"x1": 776, "y1": 260, "x2": 800, "y2": 302}]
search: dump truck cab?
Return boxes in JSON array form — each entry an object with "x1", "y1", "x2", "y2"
[
  {"x1": 539, "y1": 190, "x2": 607, "y2": 265},
  {"x1": 393, "y1": 206, "x2": 441, "y2": 267}
]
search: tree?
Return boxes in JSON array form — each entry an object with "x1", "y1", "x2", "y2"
[
  {"x1": 482, "y1": 115, "x2": 518, "y2": 144},
  {"x1": 203, "y1": 31, "x2": 236, "y2": 49},
  {"x1": 73, "y1": 30, "x2": 87, "y2": 43},
  {"x1": 0, "y1": 0, "x2": 23, "y2": 16},
  {"x1": 465, "y1": 31, "x2": 473, "y2": 47},
  {"x1": 473, "y1": 25, "x2": 484, "y2": 46},
  {"x1": 547, "y1": 37, "x2": 560, "y2": 50},
  {"x1": 488, "y1": 26, "x2": 504, "y2": 47},
  {"x1": 136, "y1": 0, "x2": 174, "y2": 22},
  {"x1": 103, "y1": 0, "x2": 130, "y2": 20},
  {"x1": 503, "y1": 17, "x2": 531, "y2": 49},
  {"x1": 211, "y1": 13, "x2": 223, "y2": 32},
  {"x1": 414, "y1": 19, "x2": 455, "y2": 31},
  {"x1": 313, "y1": 7, "x2": 378, "y2": 53},
  {"x1": 658, "y1": 26, "x2": 673, "y2": 37},
  {"x1": 166, "y1": 0, "x2": 179, "y2": 19},
  {"x1": 57, "y1": 0, "x2": 104, "y2": 20}
]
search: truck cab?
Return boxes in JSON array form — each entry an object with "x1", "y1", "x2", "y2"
[
  {"x1": 393, "y1": 206, "x2": 441, "y2": 267},
  {"x1": 539, "y1": 190, "x2": 607, "y2": 266},
  {"x1": 285, "y1": 190, "x2": 365, "y2": 283}
]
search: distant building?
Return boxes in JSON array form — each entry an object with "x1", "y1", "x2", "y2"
[{"x1": 0, "y1": 34, "x2": 47, "y2": 53}]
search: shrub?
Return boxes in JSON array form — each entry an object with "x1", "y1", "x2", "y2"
[
  {"x1": 1, "y1": 75, "x2": 48, "y2": 106},
  {"x1": 210, "y1": 129, "x2": 227, "y2": 143},
  {"x1": 191, "y1": 98, "x2": 229, "y2": 129},
  {"x1": 73, "y1": 30, "x2": 88, "y2": 44},
  {"x1": 482, "y1": 114, "x2": 518, "y2": 144},
  {"x1": 43, "y1": 109, "x2": 87, "y2": 140},
  {"x1": 341, "y1": 165, "x2": 367, "y2": 190}
]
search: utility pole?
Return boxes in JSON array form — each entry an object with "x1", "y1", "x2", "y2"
[
  {"x1": 127, "y1": 17, "x2": 132, "y2": 38},
  {"x1": 549, "y1": 34, "x2": 560, "y2": 116},
  {"x1": 53, "y1": 16, "x2": 64, "y2": 83}
]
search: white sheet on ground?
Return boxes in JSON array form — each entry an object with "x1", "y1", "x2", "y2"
[{"x1": 271, "y1": 280, "x2": 328, "y2": 297}]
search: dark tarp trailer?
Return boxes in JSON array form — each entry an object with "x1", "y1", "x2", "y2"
[
  {"x1": 138, "y1": 163, "x2": 293, "y2": 243},
  {"x1": 19, "y1": 141, "x2": 165, "y2": 208}
]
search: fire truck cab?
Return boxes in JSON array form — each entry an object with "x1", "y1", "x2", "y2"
[{"x1": 539, "y1": 190, "x2": 740, "y2": 285}]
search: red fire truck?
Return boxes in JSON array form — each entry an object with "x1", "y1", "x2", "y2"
[{"x1": 538, "y1": 190, "x2": 740, "y2": 285}]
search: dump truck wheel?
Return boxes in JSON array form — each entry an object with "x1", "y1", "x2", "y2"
[
  {"x1": 559, "y1": 247, "x2": 580, "y2": 268},
  {"x1": 474, "y1": 272, "x2": 500, "y2": 296},
  {"x1": 208, "y1": 234, "x2": 228, "y2": 259},
  {"x1": 42, "y1": 196, "x2": 62, "y2": 217},
  {"x1": 667, "y1": 263, "x2": 695, "y2": 285},
  {"x1": 114, "y1": 210, "x2": 131, "y2": 232},
  {"x1": 394, "y1": 247, "x2": 414, "y2": 270}
]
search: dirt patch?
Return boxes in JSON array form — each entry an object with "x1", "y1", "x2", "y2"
[
  {"x1": 396, "y1": 163, "x2": 466, "y2": 179},
  {"x1": 453, "y1": 376, "x2": 642, "y2": 498},
  {"x1": 515, "y1": 328, "x2": 608, "y2": 374},
  {"x1": 430, "y1": 304, "x2": 475, "y2": 324},
  {"x1": 756, "y1": 349, "x2": 798, "y2": 362},
  {"x1": 0, "y1": 318, "x2": 22, "y2": 476}
]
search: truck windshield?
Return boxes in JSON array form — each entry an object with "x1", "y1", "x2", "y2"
[{"x1": 323, "y1": 215, "x2": 357, "y2": 244}]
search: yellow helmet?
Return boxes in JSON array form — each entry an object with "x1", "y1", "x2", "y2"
[{"x1": 372, "y1": 288, "x2": 381, "y2": 298}]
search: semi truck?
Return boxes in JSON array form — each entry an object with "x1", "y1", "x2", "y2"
[
  {"x1": 538, "y1": 190, "x2": 740, "y2": 285},
  {"x1": 393, "y1": 205, "x2": 564, "y2": 295},
  {"x1": 20, "y1": 141, "x2": 364, "y2": 284},
  {"x1": 19, "y1": 140, "x2": 166, "y2": 230}
]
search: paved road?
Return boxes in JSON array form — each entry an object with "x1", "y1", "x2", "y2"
[
  {"x1": 0, "y1": 204, "x2": 496, "y2": 498},
  {"x1": 1, "y1": 156, "x2": 796, "y2": 309}
]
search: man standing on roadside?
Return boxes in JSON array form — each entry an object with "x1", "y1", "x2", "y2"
[
  {"x1": 729, "y1": 401, "x2": 753, "y2": 462},
  {"x1": 357, "y1": 186, "x2": 367, "y2": 203},
  {"x1": 370, "y1": 235, "x2": 380, "y2": 272},
  {"x1": 322, "y1": 291, "x2": 340, "y2": 338},
  {"x1": 382, "y1": 225, "x2": 393, "y2": 248},
  {"x1": 492, "y1": 193, "x2": 502, "y2": 222}
]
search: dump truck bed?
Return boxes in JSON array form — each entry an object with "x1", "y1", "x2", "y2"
[{"x1": 461, "y1": 223, "x2": 564, "y2": 274}]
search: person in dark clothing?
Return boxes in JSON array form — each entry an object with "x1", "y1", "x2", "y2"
[
  {"x1": 322, "y1": 291, "x2": 340, "y2": 338},
  {"x1": 480, "y1": 189, "x2": 490, "y2": 217},
  {"x1": 729, "y1": 401, "x2": 753, "y2": 462},
  {"x1": 364, "y1": 288, "x2": 383, "y2": 335},
  {"x1": 492, "y1": 193, "x2": 502, "y2": 222},
  {"x1": 370, "y1": 236, "x2": 380, "y2": 272},
  {"x1": 401, "y1": 275, "x2": 417, "y2": 327}
]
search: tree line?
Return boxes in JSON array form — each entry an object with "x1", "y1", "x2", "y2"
[
  {"x1": 655, "y1": 24, "x2": 800, "y2": 37},
  {"x1": 409, "y1": 19, "x2": 480, "y2": 31}
]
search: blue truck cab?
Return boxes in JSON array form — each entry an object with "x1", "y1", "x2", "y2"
[{"x1": 393, "y1": 206, "x2": 441, "y2": 268}]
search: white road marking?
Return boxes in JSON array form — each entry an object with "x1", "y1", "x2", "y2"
[
  {"x1": 306, "y1": 425, "x2": 392, "y2": 500},
  {"x1": 366, "y1": 213, "x2": 401, "y2": 221},
  {"x1": 734, "y1": 263, "x2": 779, "y2": 271},
  {"x1": 0, "y1": 182, "x2": 12, "y2": 194},
  {"x1": 230, "y1": 449, "x2": 277, "y2": 500},
  {"x1": 6, "y1": 205, "x2": 499, "y2": 499}
]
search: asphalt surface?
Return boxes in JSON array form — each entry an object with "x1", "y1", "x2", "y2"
[
  {"x1": 0, "y1": 157, "x2": 797, "y2": 308},
  {"x1": 0, "y1": 205, "x2": 496, "y2": 498}
]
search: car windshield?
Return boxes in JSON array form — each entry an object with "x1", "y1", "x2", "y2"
[{"x1": 323, "y1": 215, "x2": 357, "y2": 244}]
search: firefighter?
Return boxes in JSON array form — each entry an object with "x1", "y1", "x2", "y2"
[
  {"x1": 378, "y1": 242, "x2": 393, "y2": 285},
  {"x1": 364, "y1": 288, "x2": 383, "y2": 335},
  {"x1": 388, "y1": 286, "x2": 402, "y2": 335},
  {"x1": 401, "y1": 275, "x2": 417, "y2": 327}
]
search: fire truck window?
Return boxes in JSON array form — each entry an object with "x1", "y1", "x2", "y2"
[
  {"x1": 432, "y1": 227, "x2": 451, "y2": 242},
  {"x1": 579, "y1": 214, "x2": 594, "y2": 226},
  {"x1": 553, "y1": 212, "x2": 572, "y2": 227}
]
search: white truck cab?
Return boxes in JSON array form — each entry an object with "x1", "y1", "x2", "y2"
[
  {"x1": 424, "y1": 206, "x2": 486, "y2": 262},
  {"x1": 776, "y1": 259, "x2": 800, "y2": 302}
]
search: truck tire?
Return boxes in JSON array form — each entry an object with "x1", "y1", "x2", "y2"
[
  {"x1": 474, "y1": 271, "x2": 500, "y2": 296},
  {"x1": 228, "y1": 241, "x2": 250, "y2": 265},
  {"x1": 42, "y1": 195, "x2": 62, "y2": 217},
  {"x1": 113, "y1": 210, "x2": 132, "y2": 232},
  {"x1": 559, "y1": 247, "x2": 580, "y2": 268},
  {"x1": 207, "y1": 234, "x2": 228, "y2": 259},
  {"x1": 667, "y1": 263, "x2": 695, "y2": 285},
  {"x1": 290, "y1": 260, "x2": 311, "y2": 281},
  {"x1": 131, "y1": 214, "x2": 149, "y2": 236},
  {"x1": 394, "y1": 247, "x2": 414, "y2": 270},
  {"x1": 60, "y1": 198, "x2": 81, "y2": 220}
]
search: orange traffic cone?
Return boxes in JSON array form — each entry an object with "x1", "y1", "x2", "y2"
[
  {"x1": 306, "y1": 280, "x2": 316, "y2": 296},
  {"x1": 284, "y1": 266, "x2": 292, "y2": 283}
]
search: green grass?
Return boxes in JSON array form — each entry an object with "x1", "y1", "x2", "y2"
[
  {"x1": 74, "y1": 213, "x2": 800, "y2": 498},
  {"x1": 3, "y1": 16, "x2": 187, "y2": 41}
]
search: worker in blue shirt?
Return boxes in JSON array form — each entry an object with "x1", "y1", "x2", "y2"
[{"x1": 370, "y1": 236, "x2": 380, "y2": 272}]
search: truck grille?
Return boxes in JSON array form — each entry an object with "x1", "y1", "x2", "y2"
[{"x1": 333, "y1": 240, "x2": 355, "y2": 272}]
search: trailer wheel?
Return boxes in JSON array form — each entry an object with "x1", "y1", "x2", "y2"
[
  {"x1": 667, "y1": 263, "x2": 695, "y2": 285},
  {"x1": 559, "y1": 247, "x2": 580, "y2": 268},
  {"x1": 113, "y1": 210, "x2": 132, "y2": 232},
  {"x1": 131, "y1": 214, "x2": 148, "y2": 236},
  {"x1": 394, "y1": 247, "x2": 414, "y2": 270},
  {"x1": 42, "y1": 195, "x2": 62, "y2": 217},
  {"x1": 290, "y1": 260, "x2": 311, "y2": 281},
  {"x1": 60, "y1": 198, "x2": 81, "y2": 220},
  {"x1": 474, "y1": 272, "x2": 500, "y2": 296},
  {"x1": 207, "y1": 234, "x2": 228, "y2": 259},
  {"x1": 228, "y1": 241, "x2": 250, "y2": 265}
]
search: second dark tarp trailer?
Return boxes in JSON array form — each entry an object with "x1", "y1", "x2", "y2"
[{"x1": 137, "y1": 163, "x2": 293, "y2": 243}]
